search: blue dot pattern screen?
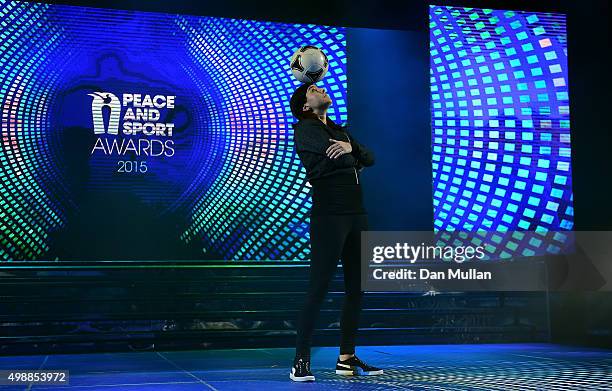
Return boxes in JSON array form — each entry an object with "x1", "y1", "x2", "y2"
[
  {"x1": 430, "y1": 6, "x2": 573, "y2": 240},
  {"x1": 0, "y1": 0, "x2": 346, "y2": 261},
  {"x1": 0, "y1": 1, "x2": 573, "y2": 262}
]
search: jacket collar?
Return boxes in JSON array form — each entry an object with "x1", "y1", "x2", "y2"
[{"x1": 292, "y1": 115, "x2": 344, "y2": 131}]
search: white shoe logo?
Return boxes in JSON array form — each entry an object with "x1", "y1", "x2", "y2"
[{"x1": 337, "y1": 363, "x2": 352, "y2": 368}]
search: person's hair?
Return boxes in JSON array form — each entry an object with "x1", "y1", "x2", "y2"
[
  {"x1": 289, "y1": 83, "x2": 345, "y2": 129},
  {"x1": 290, "y1": 83, "x2": 318, "y2": 120}
]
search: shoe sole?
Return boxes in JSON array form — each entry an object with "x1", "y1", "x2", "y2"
[
  {"x1": 336, "y1": 368, "x2": 383, "y2": 376},
  {"x1": 290, "y1": 373, "x2": 315, "y2": 382}
]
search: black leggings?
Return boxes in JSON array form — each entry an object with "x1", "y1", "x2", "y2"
[{"x1": 295, "y1": 213, "x2": 369, "y2": 359}]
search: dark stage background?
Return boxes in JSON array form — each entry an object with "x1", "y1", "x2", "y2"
[{"x1": 0, "y1": 0, "x2": 610, "y2": 355}]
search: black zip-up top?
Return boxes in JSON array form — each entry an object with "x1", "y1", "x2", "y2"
[
  {"x1": 292, "y1": 116, "x2": 375, "y2": 216},
  {"x1": 292, "y1": 117, "x2": 375, "y2": 184}
]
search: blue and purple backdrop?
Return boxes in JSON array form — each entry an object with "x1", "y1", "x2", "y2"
[{"x1": 0, "y1": 1, "x2": 571, "y2": 262}]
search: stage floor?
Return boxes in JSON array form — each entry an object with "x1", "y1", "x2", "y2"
[{"x1": 1, "y1": 343, "x2": 610, "y2": 390}]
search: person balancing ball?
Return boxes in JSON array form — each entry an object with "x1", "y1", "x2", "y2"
[{"x1": 287, "y1": 45, "x2": 383, "y2": 382}]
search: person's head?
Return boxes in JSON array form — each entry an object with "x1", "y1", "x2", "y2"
[{"x1": 290, "y1": 83, "x2": 332, "y2": 120}]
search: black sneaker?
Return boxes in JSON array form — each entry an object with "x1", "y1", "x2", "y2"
[
  {"x1": 336, "y1": 355, "x2": 383, "y2": 376},
  {"x1": 290, "y1": 357, "x2": 315, "y2": 382}
]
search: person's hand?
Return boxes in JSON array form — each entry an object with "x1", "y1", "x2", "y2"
[{"x1": 326, "y1": 138, "x2": 352, "y2": 159}]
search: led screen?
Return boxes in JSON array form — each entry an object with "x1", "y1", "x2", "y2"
[
  {"x1": 0, "y1": 2, "x2": 572, "y2": 262},
  {"x1": 0, "y1": 0, "x2": 347, "y2": 261},
  {"x1": 430, "y1": 6, "x2": 572, "y2": 255}
]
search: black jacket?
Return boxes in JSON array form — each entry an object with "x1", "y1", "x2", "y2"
[{"x1": 292, "y1": 116, "x2": 375, "y2": 183}]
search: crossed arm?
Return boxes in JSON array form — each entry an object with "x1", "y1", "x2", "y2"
[{"x1": 293, "y1": 121, "x2": 375, "y2": 171}]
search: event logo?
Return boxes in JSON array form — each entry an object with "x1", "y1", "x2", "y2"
[
  {"x1": 88, "y1": 92, "x2": 177, "y2": 167},
  {"x1": 88, "y1": 92, "x2": 121, "y2": 135}
]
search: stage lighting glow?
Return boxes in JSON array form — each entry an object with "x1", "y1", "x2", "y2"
[
  {"x1": 429, "y1": 6, "x2": 572, "y2": 254},
  {"x1": 0, "y1": 0, "x2": 347, "y2": 261}
]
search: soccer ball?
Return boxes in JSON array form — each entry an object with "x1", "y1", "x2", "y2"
[{"x1": 290, "y1": 46, "x2": 329, "y2": 84}]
